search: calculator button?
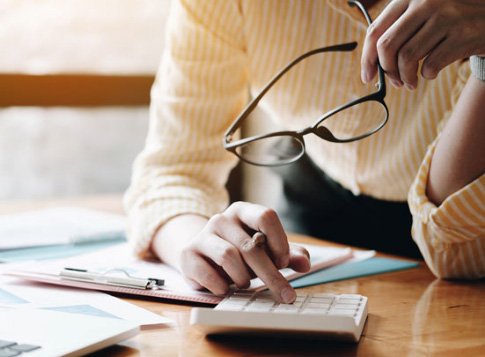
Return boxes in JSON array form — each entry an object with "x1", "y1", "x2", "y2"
[
  {"x1": 245, "y1": 306, "x2": 271, "y2": 312},
  {"x1": 248, "y1": 302, "x2": 274, "y2": 309},
  {"x1": 309, "y1": 296, "x2": 334, "y2": 302},
  {"x1": 301, "y1": 308, "x2": 328, "y2": 315},
  {"x1": 331, "y1": 309, "x2": 356, "y2": 316},
  {"x1": 306, "y1": 302, "x2": 331, "y2": 309}
]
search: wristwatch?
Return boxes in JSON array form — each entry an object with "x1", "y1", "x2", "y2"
[{"x1": 470, "y1": 55, "x2": 485, "y2": 81}]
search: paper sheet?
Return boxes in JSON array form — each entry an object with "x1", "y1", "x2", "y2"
[
  {"x1": 0, "y1": 276, "x2": 171, "y2": 329},
  {"x1": 0, "y1": 207, "x2": 126, "y2": 250}
]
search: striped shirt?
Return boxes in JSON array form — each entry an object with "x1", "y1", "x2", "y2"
[{"x1": 124, "y1": 0, "x2": 484, "y2": 278}]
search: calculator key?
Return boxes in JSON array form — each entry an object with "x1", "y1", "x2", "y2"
[
  {"x1": 248, "y1": 302, "x2": 274, "y2": 309},
  {"x1": 245, "y1": 306, "x2": 272, "y2": 312},
  {"x1": 339, "y1": 294, "x2": 362, "y2": 300},
  {"x1": 274, "y1": 305, "x2": 299, "y2": 313},
  {"x1": 301, "y1": 308, "x2": 328, "y2": 315},
  {"x1": 228, "y1": 296, "x2": 252, "y2": 302},
  {"x1": 312, "y1": 293, "x2": 336, "y2": 298},
  {"x1": 331, "y1": 309, "x2": 356, "y2": 316},
  {"x1": 306, "y1": 302, "x2": 331, "y2": 309},
  {"x1": 337, "y1": 298, "x2": 361, "y2": 304},
  {"x1": 309, "y1": 297, "x2": 334, "y2": 304}
]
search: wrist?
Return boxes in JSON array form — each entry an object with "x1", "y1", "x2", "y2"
[{"x1": 151, "y1": 214, "x2": 208, "y2": 270}]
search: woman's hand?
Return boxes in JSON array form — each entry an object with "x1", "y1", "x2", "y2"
[
  {"x1": 154, "y1": 202, "x2": 310, "y2": 304},
  {"x1": 361, "y1": 0, "x2": 485, "y2": 90}
]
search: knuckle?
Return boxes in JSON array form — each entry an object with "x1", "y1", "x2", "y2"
[
  {"x1": 219, "y1": 246, "x2": 239, "y2": 267},
  {"x1": 207, "y1": 213, "x2": 226, "y2": 228},
  {"x1": 377, "y1": 36, "x2": 393, "y2": 55},
  {"x1": 227, "y1": 201, "x2": 245, "y2": 213},
  {"x1": 259, "y1": 208, "x2": 278, "y2": 226},
  {"x1": 198, "y1": 270, "x2": 217, "y2": 286},
  {"x1": 399, "y1": 46, "x2": 415, "y2": 64},
  {"x1": 424, "y1": 60, "x2": 439, "y2": 77}
]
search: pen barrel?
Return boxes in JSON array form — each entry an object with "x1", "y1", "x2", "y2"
[
  {"x1": 60, "y1": 269, "x2": 150, "y2": 289},
  {"x1": 106, "y1": 276, "x2": 149, "y2": 289}
]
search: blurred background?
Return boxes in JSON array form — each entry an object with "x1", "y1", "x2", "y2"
[
  {"x1": 0, "y1": 0, "x2": 278, "y2": 206},
  {"x1": 0, "y1": 0, "x2": 167, "y2": 200}
]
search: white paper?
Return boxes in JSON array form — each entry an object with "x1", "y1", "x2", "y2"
[
  {"x1": 0, "y1": 207, "x2": 126, "y2": 250},
  {"x1": 0, "y1": 276, "x2": 171, "y2": 329}
]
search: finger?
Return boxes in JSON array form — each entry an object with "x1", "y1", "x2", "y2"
[
  {"x1": 397, "y1": 18, "x2": 446, "y2": 89},
  {"x1": 421, "y1": 36, "x2": 469, "y2": 80},
  {"x1": 375, "y1": 3, "x2": 429, "y2": 85},
  {"x1": 239, "y1": 236, "x2": 296, "y2": 304},
  {"x1": 225, "y1": 202, "x2": 289, "y2": 268},
  {"x1": 196, "y1": 233, "x2": 252, "y2": 289},
  {"x1": 182, "y1": 251, "x2": 229, "y2": 295},
  {"x1": 288, "y1": 245, "x2": 311, "y2": 273},
  {"x1": 215, "y1": 220, "x2": 295, "y2": 303},
  {"x1": 361, "y1": 0, "x2": 408, "y2": 83}
]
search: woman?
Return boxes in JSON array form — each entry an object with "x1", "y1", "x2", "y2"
[{"x1": 125, "y1": 0, "x2": 485, "y2": 303}]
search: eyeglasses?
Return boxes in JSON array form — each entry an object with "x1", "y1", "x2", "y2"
[{"x1": 223, "y1": 0, "x2": 388, "y2": 167}]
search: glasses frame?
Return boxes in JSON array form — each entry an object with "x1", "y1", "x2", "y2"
[{"x1": 223, "y1": 0, "x2": 388, "y2": 167}]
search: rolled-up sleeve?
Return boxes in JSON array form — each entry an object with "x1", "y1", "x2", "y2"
[
  {"x1": 124, "y1": 0, "x2": 248, "y2": 258},
  {"x1": 408, "y1": 138, "x2": 485, "y2": 279}
]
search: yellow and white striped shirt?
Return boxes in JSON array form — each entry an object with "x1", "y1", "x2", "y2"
[{"x1": 125, "y1": 0, "x2": 484, "y2": 278}]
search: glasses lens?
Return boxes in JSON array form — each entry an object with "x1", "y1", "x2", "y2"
[
  {"x1": 235, "y1": 135, "x2": 304, "y2": 166},
  {"x1": 317, "y1": 101, "x2": 387, "y2": 141}
]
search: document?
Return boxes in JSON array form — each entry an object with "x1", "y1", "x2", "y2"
[
  {"x1": 0, "y1": 207, "x2": 126, "y2": 250},
  {"x1": 0, "y1": 276, "x2": 171, "y2": 329}
]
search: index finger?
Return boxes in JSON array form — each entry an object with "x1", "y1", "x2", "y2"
[
  {"x1": 243, "y1": 235, "x2": 296, "y2": 304},
  {"x1": 224, "y1": 202, "x2": 289, "y2": 269},
  {"x1": 218, "y1": 227, "x2": 296, "y2": 304}
]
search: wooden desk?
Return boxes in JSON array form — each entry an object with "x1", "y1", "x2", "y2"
[{"x1": 1, "y1": 196, "x2": 484, "y2": 356}]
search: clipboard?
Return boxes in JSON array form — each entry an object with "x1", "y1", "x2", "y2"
[{"x1": 5, "y1": 243, "x2": 358, "y2": 306}]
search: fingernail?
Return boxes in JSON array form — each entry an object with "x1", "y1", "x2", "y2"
[
  {"x1": 405, "y1": 83, "x2": 415, "y2": 91},
  {"x1": 390, "y1": 79, "x2": 403, "y2": 88},
  {"x1": 281, "y1": 287, "x2": 296, "y2": 304},
  {"x1": 361, "y1": 70, "x2": 369, "y2": 83}
]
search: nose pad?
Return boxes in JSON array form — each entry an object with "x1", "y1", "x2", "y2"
[{"x1": 315, "y1": 126, "x2": 336, "y2": 141}]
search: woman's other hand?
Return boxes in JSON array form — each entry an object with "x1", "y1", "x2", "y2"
[{"x1": 361, "y1": 0, "x2": 485, "y2": 90}]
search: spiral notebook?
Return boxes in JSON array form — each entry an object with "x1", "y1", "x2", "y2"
[{"x1": 5, "y1": 243, "x2": 360, "y2": 305}]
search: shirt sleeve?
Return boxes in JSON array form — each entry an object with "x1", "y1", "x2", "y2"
[
  {"x1": 408, "y1": 63, "x2": 485, "y2": 279},
  {"x1": 123, "y1": 0, "x2": 248, "y2": 258}
]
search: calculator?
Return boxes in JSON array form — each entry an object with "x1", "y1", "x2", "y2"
[{"x1": 190, "y1": 291, "x2": 368, "y2": 342}]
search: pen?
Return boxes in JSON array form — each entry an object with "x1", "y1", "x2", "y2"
[{"x1": 60, "y1": 267, "x2": 164, "y2": 290}]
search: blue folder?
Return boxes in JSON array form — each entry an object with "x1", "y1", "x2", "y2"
[{"x1": 291, "y1": 257, "x2": 420, "y2": 288}]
